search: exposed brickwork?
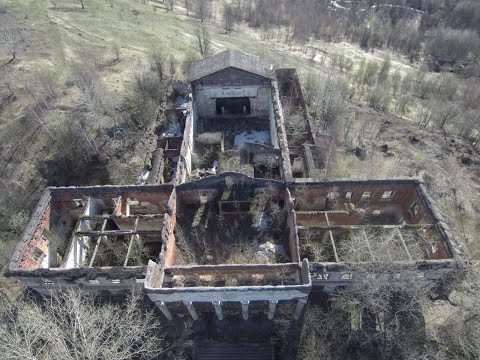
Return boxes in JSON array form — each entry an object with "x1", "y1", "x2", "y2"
[{"x1": 19, "y1": 205, "x2": 50, "y2": 269}]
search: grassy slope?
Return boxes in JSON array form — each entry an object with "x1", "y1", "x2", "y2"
[
  {"x1": 1, "y1": 0, "x2": 478, "y2": 250},
  {"x1": 0, "y1": 0, "x2": 478, "y2": 264}
]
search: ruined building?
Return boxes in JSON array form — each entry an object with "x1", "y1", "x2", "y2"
[{"x1": 7, "y1": 51, "x2": 463, "y2": 325}]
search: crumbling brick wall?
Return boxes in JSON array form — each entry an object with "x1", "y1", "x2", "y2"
[{"x1": 19, "y1": 205, "x2": 50, "y2": 269}]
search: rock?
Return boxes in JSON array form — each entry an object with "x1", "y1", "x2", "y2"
[
  {"x1": 384, "y1": 151, "x2": 395, "y2": 158},
  {"x1": 195, "y1": 132, "x2": 223, "y2": 145},
  {"x1": 448, "y1": 291, "x2": 461, "y2": 306},
  {"x1": 354, "y1": 147, "x2": 367, "y2": 160},
  {"x1": 379, "y1": 144, "x2": 389, "y2": 153},
  {"x1": 409, "y1": 135, "x2": 421, "y2": 146},
  {"x1": 460, "y1": 155, "x2": 472, "y2": 165},
  {"x1": 255, "y1": 242, "x2": 287, "y2": 264}
]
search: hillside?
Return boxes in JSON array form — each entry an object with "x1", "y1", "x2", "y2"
[{"x1": 0, "y1": 0, "x2": 479, "y2": 358}]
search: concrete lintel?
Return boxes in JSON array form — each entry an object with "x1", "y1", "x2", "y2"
[
  {"x1": 183, "y1": 301, "x2": 199, "y2": 320},
  {"x1": 146, "y1": 287, "x2": 310, "y2": 303},
  {"x1": 212, "y1": 301, "x2": 223, "y2": 320},
  {"x1": 294, "y1": 298, "x2": 307, "y2": 320}
]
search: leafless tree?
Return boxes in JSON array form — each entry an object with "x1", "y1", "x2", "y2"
[
  {"x1": 150, "y1": 47, "x2": 166, "y2": 80},
  {"x1": 368, "y1": 83, "x2": 392, "y2": 111},
  {"x1": 184, "y1": 0, "x2": 191, "y2": 16},
  {"x1": 0, "y1": 289, "x2": 190, "y2": 359},
  {"x1": 460, "y1": 110, "x2": 480, "y2": 144},
  {"x1": 223, "y1": 3, "x2": 233, "y2": 33},
  {"x1": 0, "y1": 21, "x2": 22, "y2": 68},
  {"x1": 438, "y1": 266, "x2": 480, "y2": 360},
  {"x1": 196, "y1": 25, "x2": 211, "y2": 58},
  {"x1": 196, "y1": 0, "x2": 211, "y2": 22},
  {"x1": 434, "y1": 101, "x2": 458, "y2": 130},
  {"x1": 112, "y1": 41, "x2": 120, "y2": 62},
  {"x1": 426, "y1": 27, "x2": 480, "y2": 62},
  {"x1": 71, "y1": 59, "x2": 110, "y2": 129},
  {"x1": 298, "y1": 253, "x2": 437, "y2": 359},
  {"x1": 79, "y1": 0, "x2": 85, "y2": 9},
  {"x1": 312, "y1": 65, "x2": 346, "y2": 132},
  {"x1": 377, "y1": 55, "x2": 391, "y2": 84},
  {"x1": 0, "y1": 70, "x2": 14, "y2": 96},
  {"x1": 166, "y1": 0, "x2": 174, "y2": 12}
]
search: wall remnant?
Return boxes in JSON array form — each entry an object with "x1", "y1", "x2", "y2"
[{"x1": 6, "y1": 51, "x2": 464, "y2": 322}]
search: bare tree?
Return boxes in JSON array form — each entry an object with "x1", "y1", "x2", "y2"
[
  {"x1": 185, "y1": 0, "x2": 191, "y2": 16},
  {"x1": 196, "y1": 25, "x2": 211, "y2": 58},
  {"x1": 71, "y1": 59, "x2": 110, "y2": 130},
  {"x1": 377, "y1": 55, "x2": 391, "y2": 84},
  {"x1": 0, "y1": 289, "x2": 190, "y2": 359},
  {"x1": 298, "y1": 254, "x2": 437, "y2": 360},
  {"x1": 79, "y1": 0, "x2": 85, "y2": 9},
  {"x1": 196, "y1": 0, "x2": 211, "y2": 22},
  {"x1": 112, "y1": 41, "x2": 120, "y2": 62},
  {"x1": 368, "y1": 83, "x2": 392, "y2": 111},
  {"x1": 0, "y1": 21, "x2": 22, "y2": 68},
  {"x1": 312, "y1": 65, "x2": 346, "y2": 132},
  {"x1": 223, "y1": 3, "x2": 233, "y2": 33},
  {"x1": 166, "y1": 0, "x2": 174, "y2": 11},
  {"x1": 0, "y1": 70, "x2": 14, "y2": 96},
  {"x1": 434, "y1": 101, "x2": 458, "y2": 130},
  {"x1": 150, "y1": 47, "x2": 166, "y2": 80}
]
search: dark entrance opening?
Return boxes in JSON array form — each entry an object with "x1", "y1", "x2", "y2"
[{"x1": 216, "y1": 97, "x2": 251, "y2": 115}]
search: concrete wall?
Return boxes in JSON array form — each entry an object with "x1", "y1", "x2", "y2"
[
  {"x1": 309, "y1": 259, "x2": 461, "y2": 293},
  {"x1": 175, "y1": 104, "x2": 194, "y2": 184},
  {"x1": 285, "y1": 188, "x2": 300, "y2": 263},
  {"x1": 7, "y1": 177, "x2": 464, "y2": 305},
  {"x1": 161, "y1": 188, "x2": 177, "y2": 268},
  {"x1": 18, "y1": 203, "x2": 50, "y2": 269},
  {"x1": 289, "y1": 181, "x2": 431, "y2": 225},
  {"x1": 193, "y1": 84, "x2": 272, "y2": 119},
  {"x1": 271, "y1": 80, "x2": 293, "y2": 181},
  {"x1": 63, "y1": 197, "x2": 104, "y2": 268},
  {"x1": 144, "y1": 260, "x2": 311, "y2": 303},
  {"x1": 9, "y1": 266, "x2": 146, "y2": 296}
]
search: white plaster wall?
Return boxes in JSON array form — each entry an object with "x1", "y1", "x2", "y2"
[{"x1": 63, "y1": 197, "x2": 103, "y2": 268}]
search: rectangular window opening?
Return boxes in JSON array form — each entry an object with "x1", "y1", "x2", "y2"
[
  {"x1": 381, "y1": 191, "x2": 393, "y2": 200},
  {"x1": 408, "y1": 202, "x2": 419, "y2": 220},
  {"x1": 345, "y1": 192, "x2": 353, "y2": 202},
  {"x1": 361, "y1": 192, "x2": 372, "y2": 200},
  {"x1": 32, "y1": 248, "x2": 45, "y2": 263},
  {"x1": 216, "y1": 97, "x2": 251, "y2": 115}
]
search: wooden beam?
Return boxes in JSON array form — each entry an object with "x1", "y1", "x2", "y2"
[
  {"x1": 79, "y1": 214, "x2": 164, "y2": 220},
  {"x1": 297, "y1": 224, "x2": 433, "y2": 231},
  {"x1": 88, "y1": 219, "x2": 108, "y2": 268},
  {"x1": 361, "y1": 230, "x2": 375, "y2": 261},
  {"x1": 325, "y1": 213, "x2": 339, "y2": 263},
  {"x1": 165, "y1": 263, "x2": 301, "y2": 275},
  {"x1": 75, "y1": 229, "x2": 162, "y2": 236},
  {"x1": 396, "y1": 228, "x2": 413, "y2": 261},
  {"x1": 124, "y1": 217, "x2": 140, "y2": 266}
]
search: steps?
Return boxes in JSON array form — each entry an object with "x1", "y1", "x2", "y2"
[{"x1": 194, "y1": 341, "x2": 274, "y2": 360}]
